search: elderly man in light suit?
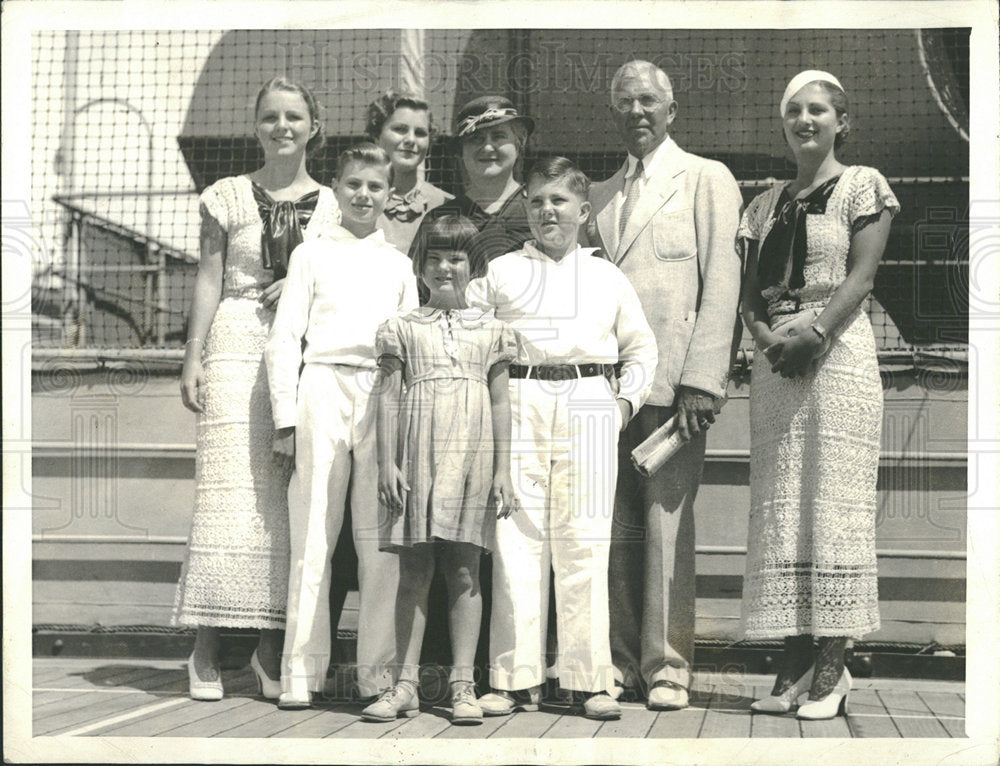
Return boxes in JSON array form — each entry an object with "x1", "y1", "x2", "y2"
[{"x1": 587, "y1": 60, "x2": 742, "y2": 710}]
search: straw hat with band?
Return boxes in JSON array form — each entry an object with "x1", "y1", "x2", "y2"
[{"x1": 452, "y1": 95, "x2": 535, "y2": 141}]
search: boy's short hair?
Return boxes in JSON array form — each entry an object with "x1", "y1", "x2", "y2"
[
  {"x1": 335, "y1": 142, "x2": 393, "y2": 182},
  {"x1": 411, "y1": 214, "x2": 487, "y2": 281},
  {"x1": 525, "y1": 156, "x2": 590, "y2": 199}
]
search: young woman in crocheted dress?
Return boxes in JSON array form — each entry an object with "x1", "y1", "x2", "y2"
[
  {"x1": 175, "y1": 77, "x2": 340, "y2": 702},
  {"x1": 738, "y1": 70, "x2": 899, "y2": 720}
]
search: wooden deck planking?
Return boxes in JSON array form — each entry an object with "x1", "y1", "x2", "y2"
[
  {"x1": 645, "y1": 708, "x2": 709, "y2": 739},
  {"x1": 541, "y1": 711, "x2": 605, "y2": 738},
  {"x1": 485, "y1": 710, "x2": 559, "y2": 738},
  {"x1": 886, "y1": 714, "x2": 950, "y2": 739},
  {"x1": 878, "y1": 690, "x2": 950, "y2": 738},
  {"x1": 916, "y1": 691, "x2": 965, "y2": 718},
  {"x1": 32, "y1": 668, "x2": 186, "y2": 721},
  {"x1": 33, "y1": 665, "x2": 77, "y2": 685},
  {"x1": 593, "y1": 704, "x2": 658, "y2": 739},
  {"x1": 914, "y1": 690, "x2": 965, "y2": 738},
  {"x1": 333, "y1": 712, "x2": 412, "y2": 739},
  {"x1": 843, "y1": 689, "x2": 900, "y2": 738},
  {"x1": 644, "y1": 686, "x2": 712, "y2": 739},
  {"x1": 799, "y1": 715, "x2": 852, "y2": 738},
  {"x1": 156, "y1": 698, "x2": 280, "y2": 737},
  {"x1": 936, "y1": 717, "x2": 966, "y2": 738},
  {"x1": 917, "y1": 690, "x2": 966, "y2": 737},
  {"x1": 745, "y1": 684, "x2": 800, "y2": 739},
  {"x1": 100, "y1": 697, "x2": 257, "y2": 736},
  {"x1": 646, "y1": 707, "x2": 708, "y2": 739},
  {"x1": 699, "y1": 685, "x2": 752, "y2": 738},
  {"x1": 436, "y1": 710, "x2": 517, "y2": 738},
  {"x1": 35, "y1": 688, "x2": 175, "y2": 736},
  {"x1": 31, "y1": 660, "x2": 967, "y2": 740},
  {"x1": 380, "y1": 709, "x2": 455, "y2": 739},
  {"x1": 270, "y1": 705, "x2": 359, "y2": 738},
  {"x1": 750, "y1": 712, "x2": 802, "y2": 738},
  {"x1": 217, "y1": 705, "x2": 332, "y2": 738},
  {"x1": 34, "y1": 665, "x2": 174, "y2": 700}
]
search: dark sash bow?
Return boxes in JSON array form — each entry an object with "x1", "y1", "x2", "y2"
[
  {"x1": 252, "y1": 182, "x2": 320, "y2": 281},
  {"x1": 756, "y1": 175, "x2": 841, "y2": 296}
]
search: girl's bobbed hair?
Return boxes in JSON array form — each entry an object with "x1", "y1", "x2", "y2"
[
  {"x1": 411, "y1": 214, "x2": 486, "y2": 282},
  {"x1": 254, "y1": 76, "x2": 326, "y2": 157}
]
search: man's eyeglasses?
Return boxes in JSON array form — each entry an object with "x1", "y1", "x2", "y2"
[{"x1": 612, "y1": 94, "x2": 667, "y2": 114}]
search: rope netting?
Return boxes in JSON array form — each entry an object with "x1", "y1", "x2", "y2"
[{"x1": 30, "y1": 29, "x2": 969, "y2": 361}]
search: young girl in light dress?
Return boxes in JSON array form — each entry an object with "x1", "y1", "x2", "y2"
[{"x1": 361, "y1": 215, "x2": 519, "y2": 726}]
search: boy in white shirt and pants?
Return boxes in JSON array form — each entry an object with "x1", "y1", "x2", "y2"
[
  {"x1": 266, "y1": 145, "x2": 419, "y2": 708},
  {"x1": 468, "y1": 157, "x2": 657, "y2": 720}
]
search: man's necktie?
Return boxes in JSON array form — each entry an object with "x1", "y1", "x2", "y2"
[{"x1": 618, "y1": 159, "x2": 644, "y2": 242}]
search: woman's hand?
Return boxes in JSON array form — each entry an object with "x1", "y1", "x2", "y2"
[
  {"x1": 491, "y1": 473, "x2": 520, "y2": 519},
  {"x1": 766, "y1": 331, "x2": 824, "y2": 378},
  {"x1": 272, "y1": 427, "x2": 296, "y2": 473},
  {"x1": 378, "y1": 464, "x2": 409, "y2": 516},
  {"x1": 179, "y1": 358, "x2": 205, "y2": 413},
  {"x1": 260, "y1": 278, "x2": 285, "y2": 310}
]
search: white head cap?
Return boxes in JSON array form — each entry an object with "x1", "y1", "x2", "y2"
[{"x1": 779, "y1": 70, "x2": 845, "y2": 117}]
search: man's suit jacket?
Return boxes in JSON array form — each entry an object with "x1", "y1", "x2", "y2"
[{"x1": 587, "y1": 138, "x2": 743, "y2": 408}]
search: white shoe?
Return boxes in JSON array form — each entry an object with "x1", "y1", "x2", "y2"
[
  {"x1": 249, "y1": 650, "x2": 281, "y2": 700},
  {"x1": 360, "y1": 684, "x2": 419, "y2": 722},
  {"x1": 277, "y1": 676, "x2": 312, "y2": 710},
  {"x1": 797, "y1": 667, "x2": 852, "y2": 720},
  {"x1": 187, "y1": 653, "x2": 223, "y2": 701},
  {"x1": 582, "y1": 693, "x2": 621, "y2": 720},
  {"x1": 750, "y1": 665, "x2": 813, "y2": 714},
  {"x1": 479, "y1": 686, "x2": 542, "y2": 716},
  {"x1": 647, "y1": 681, "x2": 689, "y2": 711}
]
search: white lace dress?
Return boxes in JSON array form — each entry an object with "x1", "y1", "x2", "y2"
[
  {"x1": 173, "y1": 175, "x2": 340, "y2": 629},
  {"x1": 738, "y1": 166, "x2": 899, "y2": 639}
]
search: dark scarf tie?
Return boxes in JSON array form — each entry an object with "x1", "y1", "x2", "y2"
[
  {"x1": 252, "y1": 182, "x2": 320, "y2": 280},
  {"x1": 756, "y1": 175, "x2": 841, "y2": 296}
]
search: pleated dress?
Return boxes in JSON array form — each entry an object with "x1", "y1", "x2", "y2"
[{"x1": 375, "y1": 307, "x2": 517, "y2": 551}]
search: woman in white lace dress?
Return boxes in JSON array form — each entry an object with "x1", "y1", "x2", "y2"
[
  {"x1": 738, "y1": 71, "x2": 898, "y2": 720},
  {"x1": 175, "y1": 77, "x2": 340, "y2": 701}
]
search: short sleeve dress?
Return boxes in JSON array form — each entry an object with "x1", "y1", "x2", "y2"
[
  {"x1": 375, "y1": 308, "x2": 518, "y2": 551},
  {"x1": 173, "y1": 175, "x2": 341, "y2": 629},
  {"x1": 737, "y1": 165, "x2": 899, "y2": 640}
]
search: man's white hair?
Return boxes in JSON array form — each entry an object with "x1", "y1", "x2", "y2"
[{"x1": 610, "y1": 60, "x2": 674, "y2": 103}]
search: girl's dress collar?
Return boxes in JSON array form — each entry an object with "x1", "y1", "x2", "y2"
[{"x1": 407, "y1": 306, "x2": 495, "y2": 327}]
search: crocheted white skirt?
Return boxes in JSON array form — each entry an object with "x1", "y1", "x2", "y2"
[
  {"x1": 173, "y1": 297, "x2": 291, "y2": 629},
  {"x1": 741, "y1": 309, "x2": 882, "y2": 639}
]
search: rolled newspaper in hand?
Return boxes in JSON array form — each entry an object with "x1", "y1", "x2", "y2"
[{"x1": 630, "y1": 414, "x2": 685, "y2": 478}]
